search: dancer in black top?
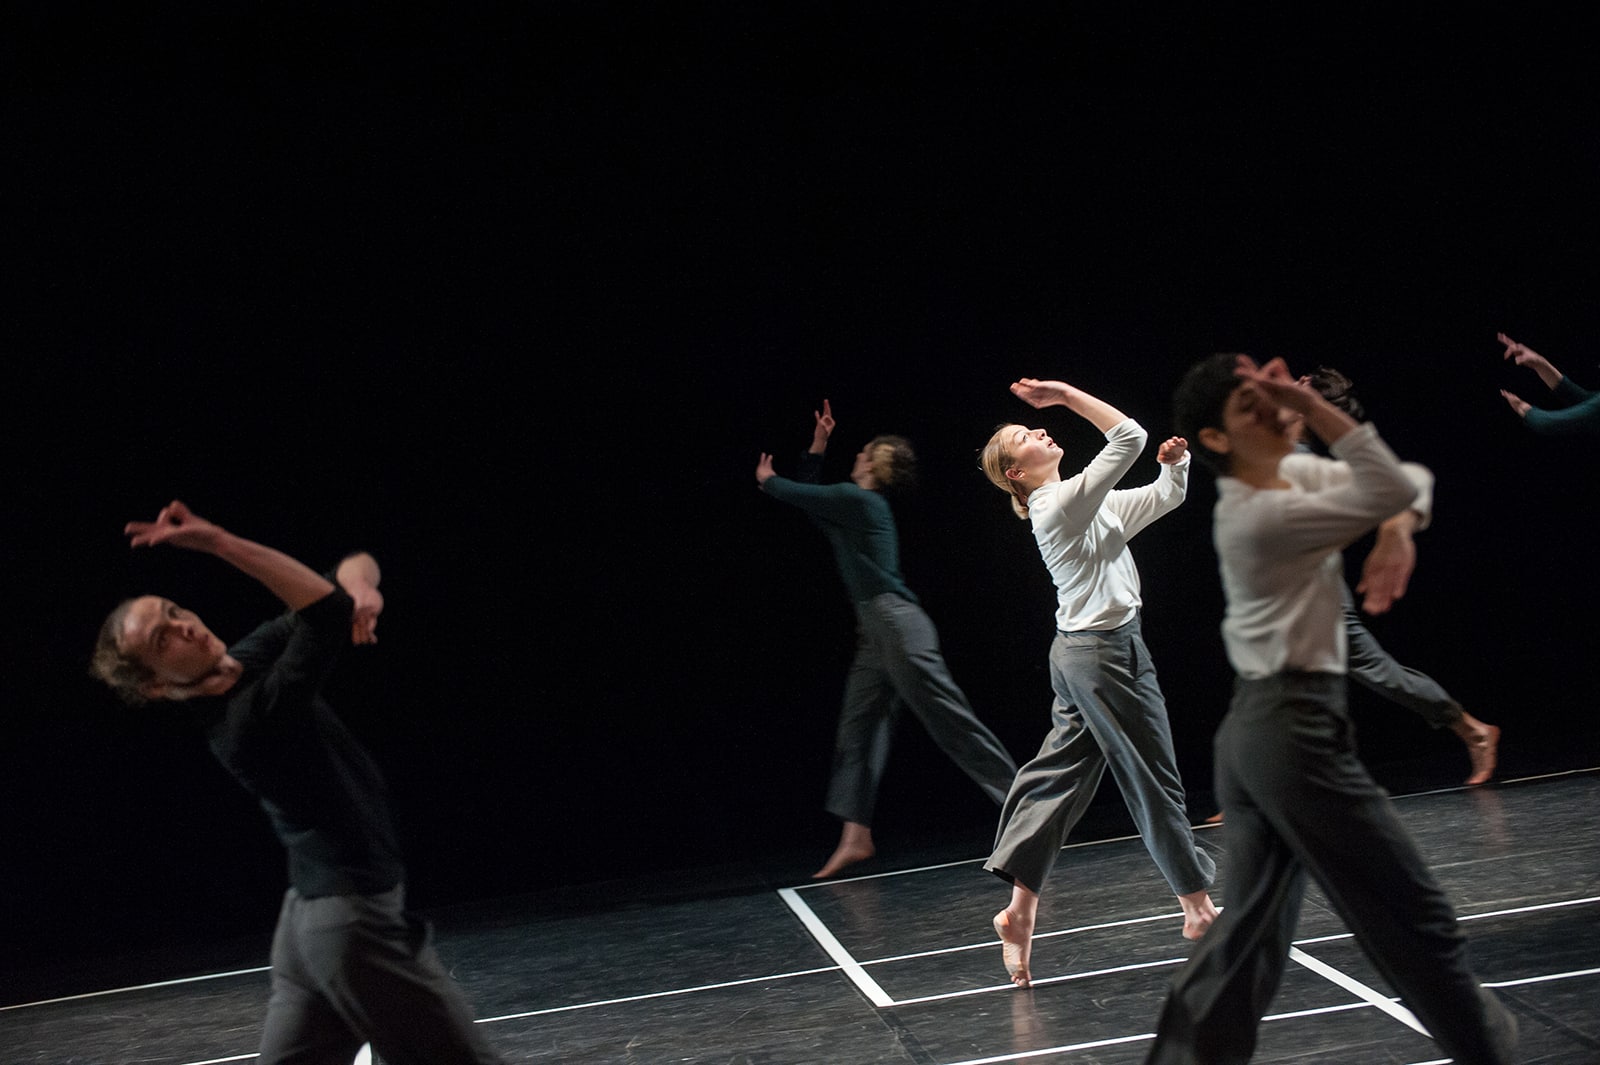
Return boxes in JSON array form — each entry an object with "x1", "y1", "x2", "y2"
[{"x1": 91, "y1": 500, "x2": 504, "y2": 1065}]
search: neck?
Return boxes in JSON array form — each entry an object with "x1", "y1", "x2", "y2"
[{"x1": 1228, "y1": 453, "x2": 1291, "y2": 490}]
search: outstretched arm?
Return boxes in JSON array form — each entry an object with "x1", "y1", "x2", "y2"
[
  {"x1": 1009, "y1": 378, "x2": 1129, "y2": 434},
  {"x1": 125, "y1": 501, "x2": 334, "y2": 612},
  {"x1": 1498, "y1": 332, "x2": 1562, "y2": 390}
]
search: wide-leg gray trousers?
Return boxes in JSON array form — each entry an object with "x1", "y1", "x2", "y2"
[
  {"x1": 985, "y1": 614, "x2": 1214, "y2": 897},
  {"x1": 824, "y1": 592, "x2": 1018, "y2": 826},
  {"x1": 257, "y1": 885, "x2": 504, "y2": 1065},
  {"x1": 1341, "y1": 581, "x2": 1464, "y2": 729},
  {"x1": 1144, "y1": 672, "x2": 1516, "y2": 1065}
]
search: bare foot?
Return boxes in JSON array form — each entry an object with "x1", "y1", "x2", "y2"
[
  {"x1": 993, "y1": 909, "x2": 1033, "y2": 988},
  {"x1": 813, "y1": 823, "x2": 875, "y2": 879},
  {"x1": 1178, "y1": 890, "x2": 1219, "y2": 940},
  {"x1": 1463, "y1": 723, "x2": 1500, "y2": 787}
]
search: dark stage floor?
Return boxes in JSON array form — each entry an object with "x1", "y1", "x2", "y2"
[{"x1": 4, "y1": 766, "x2": 1598, "y2": 1065}]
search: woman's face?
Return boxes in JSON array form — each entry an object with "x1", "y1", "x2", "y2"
[{"x1": 1003, "y1": 425, "x2": 1060, "y2": 480}]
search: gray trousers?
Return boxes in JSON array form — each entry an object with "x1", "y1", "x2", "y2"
[
  {"x1": 1342, "y1": 582, "x2": 1463, "y2": 729},
  {"x1": 825, "y1": 592, "x2": 1018, "y2": 826},
  {"x1": 1145, "y1": 673, "x2": 1516, "y2": 1065},
  {"x1": 985, "y1": 615, "x2": 1215, "y2": 897},
  {"x1": 258, "y1": 885, "x2": 504, "y2": 1065}
]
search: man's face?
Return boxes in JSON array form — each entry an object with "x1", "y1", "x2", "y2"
[
  {"x1": 119, "y1": 595, "x2": 227, "y2": 689},
  {"x1": 1215, "y1": 382, "x2": 1298, "y2": 463}
]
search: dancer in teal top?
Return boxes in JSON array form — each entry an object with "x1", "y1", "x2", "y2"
[{"x1": 757, "y1": 399, "x2": 1019, "y2": 879}]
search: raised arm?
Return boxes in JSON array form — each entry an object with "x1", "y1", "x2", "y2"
[
  {"x1": 1235, "y1": 356, "x2": 1361, "y2": 450},
  {"x1": 808, "y1": 398, "x2": 835, "y2": 455},
  {"x1": 125, "y1": 501, "x2": 334, "y2": 612},
  {"x1": 1498, "y1": 332, "x2": 1562, "y2": 390},
  {"x1": 1010, "y1": 378, "x2": 1129, "y2": 433}
]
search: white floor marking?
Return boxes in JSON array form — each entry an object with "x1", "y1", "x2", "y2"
[
  {"x1": 892, "y1": 955, "x2": 1188, "y2": 1007},
  {"x1": 1485, "y1": 966, "x2": 1600, "y2": 988},
  {"x1": 939, "y1": 1030, "x2": 1155, "y2": 1065},
  {"x1": 1288, "y1": 945, "x2": 1429, "y2": 1034},
  {"x1": 777, "y1": 885, "x2": 895, "y2": 1007},
  {"x1": 0, "y1": 966, "x2": 272, "y2": 1012},
  {"x1": 786, "y1": 824, "x2": 1221, "y2": 891},
  {"x1": 475, "y1": 964, "x2": 839, "y2": 1021}
]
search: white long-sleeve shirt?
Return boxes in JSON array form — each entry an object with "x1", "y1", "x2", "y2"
[
  {"x1": 1028, "y1": 417, "x2": 1190, "y2": 632},
  {"x1": 1213, "y1": 422, "x2": 1433, "y2": 678}
]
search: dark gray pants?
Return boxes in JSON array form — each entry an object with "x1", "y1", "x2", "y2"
[
  {"x1": 1342, "y1": 582, "x2": 1463, "y2": 729},
  {"x1": 258, "y1": 885, "x2": 503, "y2": 1065},
  {"x1": 825, "y1": 592, "x2": 1018, "y2": 826},
  {"x1": 986, "y1": 615, "x2": 1214, "y2": 896},
  {"x1": 1145, "y1": 673, "x2": 1515, "y2": 1065}
]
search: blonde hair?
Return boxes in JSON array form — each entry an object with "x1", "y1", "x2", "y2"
[
  {"x1": 864, "y1": 434, "x2": 917, "y2": 493},
  {"x1": 979, "y1": 424, "x2": 1030, "y2": 520}
]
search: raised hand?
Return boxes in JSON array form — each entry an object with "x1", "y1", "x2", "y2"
[
  {"x1": 124, "y1": 500, "x2": 225, "y2": 552},
  {"x1": 755, "y1": 452, "x2": 776, "y2": 485},
  {"x1": 1497, "y1": 332, "x2": 1560, "y2": 389},
  {"x1": 1498, "y1": 332, "x2": 1545, "y2": 370},
  {"x1": 811, "y1": 399, "x2": 836, "y2": 452},
  {"x1": 1156, "y1": 436, "x2": 1188, "y2": 464},
  {"x1": 1009, "y1": 378, "x2": 1071, "y2": 409},
  {"x1": 1499, "y1": 389, "x2": 1531, "y2": 418},
  {"x1": 1234, "y1": 356, "x2": 1319, "y2": 415}
]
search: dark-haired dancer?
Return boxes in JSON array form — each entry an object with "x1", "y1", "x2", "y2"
[
  {"x1": 977, "y1": 378, "x2": 1217, "y2": 989},
  {"x1": 1202, "y1": 365, "x2": 1496, "y2": 820},
  {"x1": 91, "y1": 501, "x2": 504, "y2": 1065},
  {"x1": 1146, "y1": 354, "x2": 1515, "y2": 1065},
  {"x1": 757, "y1": 400, "x2": 1019, "y2": 879}
]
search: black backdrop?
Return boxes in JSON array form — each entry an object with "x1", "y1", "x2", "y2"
[{"x1": 5, "y1": 5, "x2": 1597, "y2": 982}]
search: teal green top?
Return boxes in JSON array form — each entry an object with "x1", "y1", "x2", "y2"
[
  {"x1": 762, "y1": 451, "x2": 918, "y2": 606},
  {"x1": 1524, "y1": 376, "x2": 1600, "y2": 436}
]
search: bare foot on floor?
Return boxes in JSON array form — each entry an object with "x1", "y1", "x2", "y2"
[
  {"x1": 1464, "y1": 723, "x2": 1500, "y2": 787},
  {"x1": 813, "y1": 839, "x2": 874, "y2": 879},
  {"x1": 993, "y1": 909, "x2": 1033, "y2": 988},
  {"x1": 1178, "y1": 890, "x2": 1220, "y2": 941}
]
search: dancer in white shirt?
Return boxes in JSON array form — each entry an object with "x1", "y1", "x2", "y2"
[
  {"x1": 977, "y1": 378, "x2": 1219, "y2": 989},
  {"x1": 1144, "y1": 353, "x2": 1516, "y2": 1065}
]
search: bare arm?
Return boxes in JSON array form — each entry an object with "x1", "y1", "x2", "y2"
[
  {"x1": 1498, "y1": 332, "x2": 1562, "y2": 390},
  {"x1": 1009, "y1": 378, "x2": 1129, "y2": 433},
  {"x1": 125, "y1": 501, "x2": 334, "y2": 612}
]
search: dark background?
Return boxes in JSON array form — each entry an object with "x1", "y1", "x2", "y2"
[{"x1": 5, "y1": 5, "x2": 1596, "y2": 987}]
